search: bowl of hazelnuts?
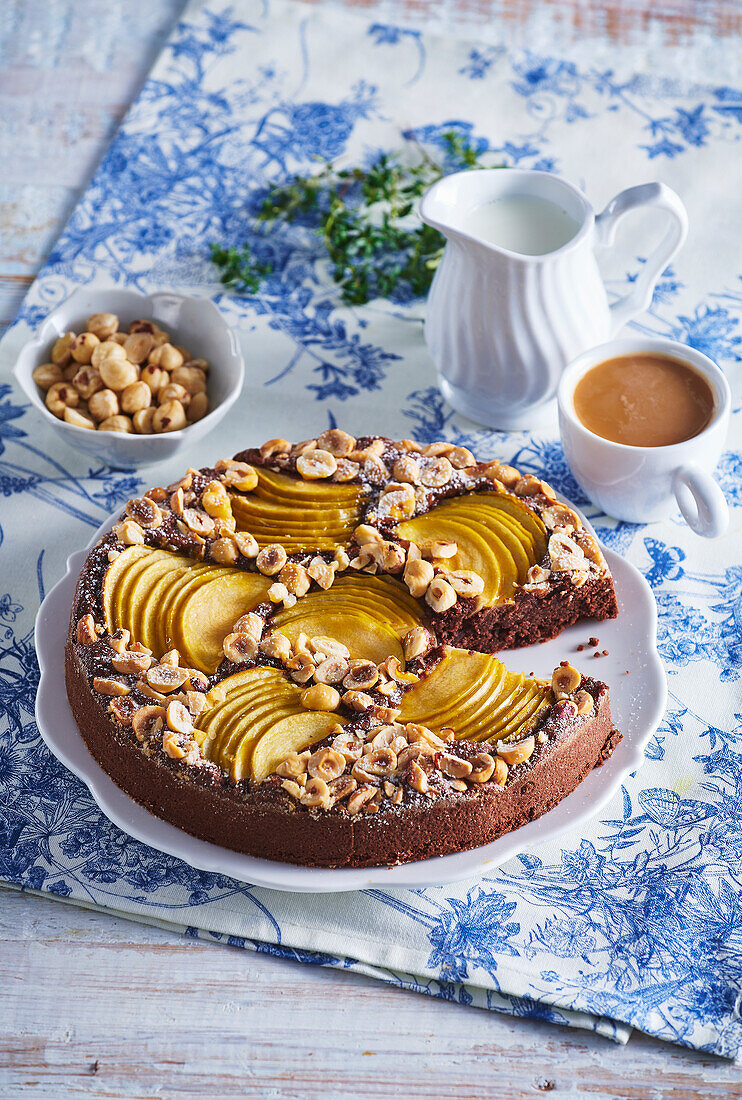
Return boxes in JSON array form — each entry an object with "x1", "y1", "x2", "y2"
[{"x1": 14, "y1": 287, "x2": 244, "y2": 469}]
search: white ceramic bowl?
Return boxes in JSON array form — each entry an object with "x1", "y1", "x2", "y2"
[{"x1": 13, "y1": 287, "x2": 244, "y2": 470}]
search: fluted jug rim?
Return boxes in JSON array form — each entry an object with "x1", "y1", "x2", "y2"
[{"x1": 419, "y1": 167, "x2": 594, "y2": 263}]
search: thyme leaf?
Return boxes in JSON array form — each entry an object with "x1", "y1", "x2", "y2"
[{"x1": 211, "y1": 130, "x2": 494, "y2": 305}]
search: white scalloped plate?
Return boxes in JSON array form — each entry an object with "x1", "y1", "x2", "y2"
[{"x1": 35, "y1": 507, "x2": 666, "y2": 892}]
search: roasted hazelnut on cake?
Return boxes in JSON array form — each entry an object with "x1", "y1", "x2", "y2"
[{"x1": 65, "y1": 432, "x2": 620, "y2": 868}]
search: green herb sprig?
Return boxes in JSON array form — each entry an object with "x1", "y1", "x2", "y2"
[{"x1": 211, "y1": 131, "x2": 493, "y2": 306}]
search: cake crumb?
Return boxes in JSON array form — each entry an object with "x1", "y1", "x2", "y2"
[
  {"x1": 588, "y1": 636, "x2": 599, "y2": 647},
  {"x1": 576, "y1": 644, "x2": 585, "y2": 652},
  {"x1": 601, "y1": 649, "x2": 609, "y2": 656}
]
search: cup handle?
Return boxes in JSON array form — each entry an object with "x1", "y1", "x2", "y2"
[
  {"x1": 673, "y1": 464, "x2": 729, "y2": 538},
  {"x1": 594, "y1": 182, "x2": 688, "y2": 336}
]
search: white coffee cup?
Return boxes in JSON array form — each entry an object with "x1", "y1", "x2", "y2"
[{"x1": 557, "y1": 337, "x2": 731, "y2": 537}]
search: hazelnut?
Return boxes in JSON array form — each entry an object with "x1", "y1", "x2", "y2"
[
  {"x1": 328, "y1": 775, "x2": 357, "y2": 802},
  {"x1": 63, "y1": 407, "x2": 95, "y2": 430},
  {"x1": 307, "y1": 555, "x2": 336, "y2": 590},
  {"x1": 447, "y1": 569, "x2": 485, "y2": 598},
  {"x1": 343, "y1": 660, "x2": 379, "y2": 691},
  {"x1": 112, "y1": 649, "x2": 153, "y2": 675},
  {"x1": 363, "y1": 456, "x2": 389, "y2": 485},
  {"x1": 86, "y1": 312, "x2": 119, "y2": 340},
  {"x1": 158, "y1": 382, "x2": 190, "y2": 408},
  {"x1": 33, "y1": 363, "x2": 63, "y2": 390},
  {"x1": 126, "y1": 496, "x2": 162, "y2": 528},
  {"x1": 332, "y1": 732, "x2": 364, "y2": 761},
  {"x1": 187, "y1": 392, "x2": 209, "y2": 422},
  {"x1": 226, "y1": 530, "x2": 257, "y2": 560},
  {"x1": 438, "y1": 753, "x2": 473, "y2": 779},
  {"x1": 316, "y1": 428, "x2": 355, "y2": 456},
  {"x1": 314, "y1": 656, "x2": 350, "y2": 684},
  {"x1": 276, "y1": 753, "x2": 306, "y2": 780},
  {"x1": 51, "y1": 333, "x2": 76, "y2": 367},
  {"x1": 220, "y1": 462, "x2": 258, "y2": 492},
  {"x1": 574, "y1": 689, "x2": 594, "y2": 716},
  {"x1": 152, "y1": 400, "x2": 187, "y2": 433},
  {"x1": 341, "y1": 689, "x2": 373, "y2": 712},
  {"x1": 72, "y1": 367, "x2": 103, "y2": 401},
  {"x1": 99, "y1": 356, "x2": 138, "y2": 392},
  {"x1": 551, "y1": 664, "x2": 582, "y2": 696},
  {"x1": 407, "y1": 759, "x2": 429, "y2": 793},
  {"x1": 307, "y1": 747, "x2": 346, "y2": 782},
  {"x1": 141, "y1": 363, "x2": 168, "y2": 392},
  {"x1": 300, "y1": 777, "x2": 332, "y2": 810},
  {"x1": 210, "y1": 537, "x2": 239, "y2": 565},
  {"x1": 146, "y1": 664, "x2": 189, "y2": 692},
  {"x1": 88, "y1": 389, "x2": 119, "y2": 422},
  {"x1": 232, "y1": 612, "x2": 263, "y2": 641},
  {"x1": 377, "y1": 484, "x2": 416, "y2": 521},
  {"x1": 493, "y1": 758, "x2": 508, "y2": 786},
  {"x1": 296, "y1": 449, "x2": 337, "y2": 480},
  {"x1": 70, "y1": 332, "x2": 100, "y2": 364},
  {"x1": 114, "y1": 519, "x2": 145, "y2": 545},
  {"x1": 346, "y1": 786, "x2": 377, "y2": 815},
  {"x1": 448, "y1": 446, "x2": 476, "y2": 468},
  {"x1": 98, "y1": 415, "x2": 134, "y2": 433},
  {"x1": 300, "y1": 683, "x2": 340, "y2": 711},
  {"x1": 333, "y1": 458, "x2": 360, "y2": 482},
  {"x1": 256, "y1": 544, "x2": 287, "y2": 576},
  {"x1": 279, "y1": 562, "x2": 310, "y2": 597},
  {"x1": 133, "y1": 407, "x2": 156, "y2": 434},
  {"x1": 260, "y1": 632, "x2": 292, "y2": 662},
  {"x1": 268, "y1": 582, "x2": 290, "y2": 605},
  {"x1": 496, "y1": 737, "x2": 535, "y2": 766},
  {"x1": 286, "y1": 652, "x2": 315, "y2": 683},
  {"x1": 469, "y1": 752, "x2": 496, "y2": 783},
  {"x1": 223, "y1": 632, "x2": 259, "y2": 663},
  {"x1": 260, "y1": 437, "x2": 291, "y2": 459},
  {"x1": 156, "y1": 343, "x2": 183, "y2": 371},
  {"x1": 120, "y1": 381, "x2": 152, "y2": 415},
  {"x1": 403, "y1": 557, "x2": 434, "y2": 598},
  {"x1": 93, "y1": 677, "x2": 130, "y2": 697},
  {"x1": 170, "y1": 365, "x2": 207, "y2": 395},
  {"x1": 421, "y1": 539, "x2": 458, "y2": 560},
  {"x1": 420, "y1": 457, "x2": 453, "y2": 487},
  {"x1": 76, "y1": 614, "x2": 98, "y2": 645},
  {"x1": 393, "y1": 454, "x2": 421, "y2": 484},
  {"x1": 124, "y1": 332, "x2": 155, "y2": 364},
  {"x1": 166, "y1": 699, "x2": 194, "y2": 735},
  {"x1": 402, "y1": 626, "x2": 434, "y2": 661},
  {"x1": 425, "y1": 576, "x2": 457, "y2": 613},
  {"x1": 45, "y1": 381, "x2": 79, "y2": 418}
]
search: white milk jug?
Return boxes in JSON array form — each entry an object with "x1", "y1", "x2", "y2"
[{"x1": 420, "y1": 169, "x2": 688, "y2": 430}]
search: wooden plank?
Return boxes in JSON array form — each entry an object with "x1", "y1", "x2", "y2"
[{"x1": 2, "y1": 890, "x2": 742, "y2": 1099}]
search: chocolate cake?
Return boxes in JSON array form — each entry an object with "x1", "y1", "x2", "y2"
[{"x1": 64, "y1": 431, "x2": 620, "y2": 868}]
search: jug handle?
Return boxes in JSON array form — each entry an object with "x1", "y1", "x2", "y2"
[{"x1": 594, "y1": 182, "x2": 688, "y2": 336}]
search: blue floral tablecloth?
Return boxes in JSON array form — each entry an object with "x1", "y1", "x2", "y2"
[{"x1": 1, "y1": 0, "x2": 742, "y2": 1057}]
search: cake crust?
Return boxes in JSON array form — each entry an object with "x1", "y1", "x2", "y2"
[{"x1": 63, "y1": 432, "x2": 621, "y2": 868}]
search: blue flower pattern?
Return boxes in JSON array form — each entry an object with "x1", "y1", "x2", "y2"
[{"x1": 1, "y1": 0, "x2": 742, "y2": 1058}]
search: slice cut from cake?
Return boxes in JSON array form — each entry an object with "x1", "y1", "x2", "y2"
[{"x1": 65, "y1": 431, "x2": 620, "y2": 867}]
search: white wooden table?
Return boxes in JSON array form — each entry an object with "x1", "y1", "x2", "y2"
[{"x1": 2, "y1": 2, "x2": 742, "y2": 1094}]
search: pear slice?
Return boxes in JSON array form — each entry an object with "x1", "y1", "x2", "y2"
[
  {"x1": 271, "y1": 574, "x2": 424, "y2": 665},
  {"x1": 198, "y1": 666, "x2": 344, "y2": 782},
  {"x1": 397, "y1": 491, "x2": 548, "y2": 605},
  {"x1": 103, "y1": 544, "x2": 153, "y2": 633},
  {"x1": 230, "y1": 468, "x2": 364, "y2": 551},
  {"x1": 173, "y1": 571, "x2": 271, "y2": 673},
  {"x1": 399, "y1": 646, "x2": 552, "y2": 746},
  {"x1": 250, "y1": 711, "x2": 346, "y2": 783}
]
